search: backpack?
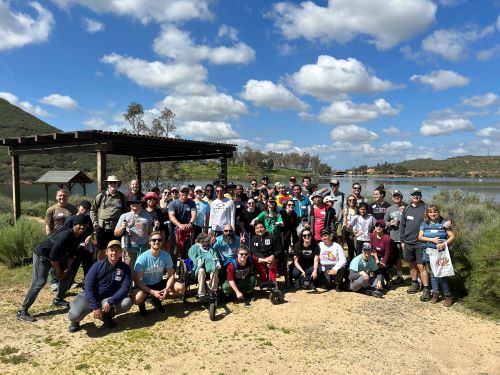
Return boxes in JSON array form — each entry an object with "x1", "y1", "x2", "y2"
[{"x1": 95, "y1": 190, "x2": 126, "y2": 211}]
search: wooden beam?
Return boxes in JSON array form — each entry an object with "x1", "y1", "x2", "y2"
[
  {"x1": 134, "y1": 158, "x2": 142, "y2": 191},
  {"x1": 220, "y1": 157, "x2": 228, "y2": 186},
  {"x1": 11, "y1": 155, "x2": 21, "y2": 222},
  {"x1": 97, "y1": 151, "x2": 106, "y2": 191},
  {"x1": 8, "y1": 142, "x2": 110, "y2": 155}
]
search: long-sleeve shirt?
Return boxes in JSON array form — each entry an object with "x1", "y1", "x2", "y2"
[
  {"x1": 249, "y1": 232, "x2": 282, "y2": 258},
  {"x1": 318, "y1": 242, "x2": 346, "y2": 272},
  {"x1": 370, "y1": 232, "x2": 392, "y2": 266},
  {"x1": 209, "y1": 198, "x2": 235, "y2": 231},
  {"x1": 84, "y1": 259, "x2": 131, "y2": 309},
  {"x1": 34, "y1": 227, "x2": 79, "y2": 261}
]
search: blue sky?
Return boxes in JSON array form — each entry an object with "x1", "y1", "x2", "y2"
[{"x1": 1, "y1": 0, "x2": 499, "y2": 170}]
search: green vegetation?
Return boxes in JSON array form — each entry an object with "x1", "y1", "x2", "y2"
[
  {"x1": 431, "y1": 190, "x2": 500, "y2": 318},
  {"x1": 352, "y1": 156, "x2": 500, "y2": 177},
  {"x1": 0, "y1": 218, "x2": 45, "y2": 267}
]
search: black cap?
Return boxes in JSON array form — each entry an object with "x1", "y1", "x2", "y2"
[
  {"x1": 127, "y1": 194, "x2": 143, "y2": 203},
  {"x1": 72, "y1": 215, "x2": 88, "y2": 226},
  {"x1": 262, "y1": 175, "x2": 269, "y2": 180}
]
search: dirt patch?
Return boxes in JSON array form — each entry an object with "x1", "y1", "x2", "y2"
[{"x1": 0, "y1": 281, "x2": 498, "y2": 375}]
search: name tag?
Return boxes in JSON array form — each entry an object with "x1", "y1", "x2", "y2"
[
  {"x1": 116, "y1": 202, "x2": 122, "y2": 208},
  {"x1": 114, "y1": 275, "x2": 122, "y2": 281},
  {"x1": 430, "y1": 229, "x2": 438, "y2": 233},
  {"x1": 265, "y1": 239, "x2": 271, "y2": 245},
  {"x1": 407, "y1": 216, "x2": 414, "y2": 220},
  {"x1": 253, "y1": 242, "x2": 259, "y2": 247},
  {"x1": 57, "y1": 212, "x2": 64, "y2": 217}
]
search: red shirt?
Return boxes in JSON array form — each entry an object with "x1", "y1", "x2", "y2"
[
  {"x1": 313, "y1": 206, "x2": 327, "y2": 240},
  {"x1": 226, "y1": 256, "x2": 259, "y2": 281},
  {"x1": 369, "y1": 232, "x2": 392, "y2": 266}
]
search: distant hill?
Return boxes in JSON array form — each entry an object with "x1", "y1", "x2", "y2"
[
  {"x1": 0, "y1": 99, "x2": 100, "y2": 183},
  {"x1": 352, "y1": 156, "x2": 500, "y2": 177}
]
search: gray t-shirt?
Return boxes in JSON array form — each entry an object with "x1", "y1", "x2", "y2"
[{"x1": 384, "y1": 204, "x2": 405, "y2": 242}]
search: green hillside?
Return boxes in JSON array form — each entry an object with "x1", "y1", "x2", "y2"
[
  {"x1": 353, "y1": 156, "x2": 500, "y2": 177},
  {"x1": 0, "y1": 99, "x2": 99, "y2": 183}
]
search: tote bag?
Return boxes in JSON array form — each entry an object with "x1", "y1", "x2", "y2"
[{"x1": 426, "y1": 244, "x2": 455, "y2": 277}]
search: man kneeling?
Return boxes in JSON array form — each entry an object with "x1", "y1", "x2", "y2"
[
  {"x1": 68, "y1": 240, "x2": 132, "y2": 333},
  {"x1": 222, "y1": 246, "x2": 267, "y2": 301},
  {"x1": 132, "y1": 232, "x2": 185, "y2": 316}
]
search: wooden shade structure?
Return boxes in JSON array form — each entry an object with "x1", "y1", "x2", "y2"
[
  {"x1": 1, "y1": 130, "x2": 236, "y2": 221},
  {"x1": 35, "y1": 170, "x2": 92, "y2": 207}
]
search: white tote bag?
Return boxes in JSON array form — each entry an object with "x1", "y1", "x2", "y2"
[{"x1": 426, "y1": 244, "x2": 455, "y2": 277}]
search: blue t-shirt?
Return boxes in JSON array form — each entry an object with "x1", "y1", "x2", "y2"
[
  {"x1": 134, "y1": 250, "x2": 173, "y2": 286},
  {"x1": 420, "y1": 219, "x2": 448, "y2": 249},
  {"x1": 194, "y1": 199, "x2": 210, "y2": 227},
  {"x1": 349, "y1": 254, "x2": 378, "y2": 273}
]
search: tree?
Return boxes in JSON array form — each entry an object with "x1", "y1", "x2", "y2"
[
  {"x1": 123, "y1": 102, "x2": 147, "y2": 135},
  {"x1": 151, "y1": 108, "x2": 176, "y2": 138}
]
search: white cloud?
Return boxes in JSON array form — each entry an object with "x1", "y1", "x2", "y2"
[
  {"x1": 421, "y1": 27, "x2": 494, "y2": 61},
  {"x1": 83, "y1": 17, "x2": 104, "y2": 33},
  {"x1": 318, "y1": 98, "x2": 400, "y2": 125},
  {"x1": 83, "y1": 117, "x2": 106, "y2": 129},
  {"x1": 420, "y1": 117, "x2": 474, "y2": 136},
  {"x1": 438, "y1": 0, "x2": 465, "y2": 6},
  {"x1": 153, "y1": 25, "x2": 255, "y2": 65},
  {"x1": 460, "y1": 92, "x2": 499, "y2": 107},
  {"x1": 289, "y1": 55, "x2": 397, "y2": 100},
  {"x1": 497, "y1": 14, "x2": 500, "y2": 31},
  {"x1": 476, "y1": 126, "x2": 500, "y2": 139},
  {"x1": 410, "y1": 70, "x2": 469, "y2": 90},
  {"x1": 177, "y1": 121, "x2": 239, "y2": 141},
  {"x1": 0, "y1": 1, "x2": 54, "y2": 50},
  {"x1": 264, "y1": 140, "x2": 305, "y2": 153},
  {"x1": 330, "y1": 125, "x2": 378, "y2": 143},
  {"x1": 241, "y1": 79, "x2": 308, "y2": 111},
  {"x1": 225, "y1": 138, "x2": 260, "y2": 149},
  {"x1": 101, "y1": 53, "x2": 207, "y2": 91},
  {"x1": 0, "y1": 91, "x2": 18, "y2": 104},
  {"x1": 19, "y1": 101, "x2": 52, "y2": 117},
  {"x1": 477, "y1": 45, "x2": 500, "y2": 61},
  {"x1": 332, "y1": 142, "x2": 378, "y2": 157},
  {"x1": 40, "y1": 94, "x2": 79, "y2": 110},
  {"x1": 217, "y1": 25, "x2": 238, "y2": 42},
  {"x1": 51, "y1": 0, "x2": 213, "y2": 24},
  {"x1": 162, "y1": 93, "x2": 248, "y2": 122},
  {"x1": 382, "y1": 126, "x2": 412, "y2": 136},
  {"x1": 379, "y1": 141, "x2": 413, "y2": 155},
  {"x1": 269, "y1": 0, "x2": 436, "y2": 49}
]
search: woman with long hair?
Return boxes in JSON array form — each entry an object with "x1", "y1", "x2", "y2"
[
  {"x1": 292, "y1": 228, "x2": 319, "y2": 289},
  {"x1": 251, "y1": 197, "x2": 283, "y2": 234},
  {"x1": 342, "y1": 194, "x2": 358, "y2": 261}
]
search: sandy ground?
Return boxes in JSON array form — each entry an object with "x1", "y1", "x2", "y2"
[{"x1": 0, "y1": 276, "x2": 498, "y2": 375}]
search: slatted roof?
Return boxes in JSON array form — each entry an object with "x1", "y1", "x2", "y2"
[
  {"x1": 35, "y1": 170, "x2": 92, "y2": 184},
  {"x1": 1, "y1": 130, "x2": 236, "y2": 162}
]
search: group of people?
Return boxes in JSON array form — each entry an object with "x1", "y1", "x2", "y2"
[{"x1": 15, "y1": 174, "x2": 456, "y2": 332}]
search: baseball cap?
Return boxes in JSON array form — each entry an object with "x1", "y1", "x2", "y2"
[
  {"x1": 324, "y1": 196, "x2": 335, "y2": 203},
  {"x1": 289, "y1": 176, "x2": 296, "y2": 181},
  {"x1": 362, "y1": 242, "x2": 372, "y2": 252},
  {"x1": 262, "y1": 175, "x2": 269, "y2": 181},
  {"x1": 330, "y1": 179, "x2": 339, "y2": 185},
  {"x1": 411, "y1": 188, "x2": 422, "y2": 196},
  {"x1": 180, "y1": 185, "x2": 189, "y2": 193},
  {"x1": 392, "y1": 189, "x2": 403, "y2": 197},
  {"x1": 107, "y1": 240, "x2": 122, "y2": 249},
  {"x1": 194, "y1": 185, "x2": 203, "y2": 192},
  {"x1": 375, "y1": 219, "x2": 386, "y2": 228},
  {"x1": 320, "y1": 228, "x2": 331, "y2": 236},
  {"x1": 143, "y1": 192, "x2": 159, "y2": 201}
]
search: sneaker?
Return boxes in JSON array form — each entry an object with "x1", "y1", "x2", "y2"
[
  {"x1": 420, "y1": 289, "x2": 431, "y2": 302},
  {"x1": 371, "y1": 289, "x2": 384, "y2": 298},
  {"x1": 406, "y1": 282, "x2": 419, "y2": 294},
  {"x1": 138, "y1": 303, "x2": 148, "y2": 317},
  {"x1": 68, "y1": 322, "x2": 81, "y2": 333},
  {"x1": 150, "y1": 298, "x2": 165, "y2": 313},
  {"x1": 50, "y1": 283, "x2": 58, "y2": 292},
  {"x1": 197, "y1": 294, "x2": 209, "y2": 303},
  {"x1": 260, "y1": 282, "x2": 269, "y2": 291},
  {"x1": 335, "y1": 284, "x2": 342, "y2": 293},
  {"x1": 430, "y1": 292, "x2": 440, "y2": 304},
  {"x1": 294, "y1": 279, "x2": 300, "y2": 289},
  {"x1": 16, "y1": 309, "x2": 36, "y2": 322},
  {"x1": 70, "y1": 282, "x2": 79, "y2": 289},
  {"x1": 443, "y1": 296, "x2": 453, "y2": 307},
  {"x1": 392, "y1": 276, "x2": 404, "y2": 285},
  {"x1": 52, "y1": 298, "x2": 70, "y2": 308},
  {"x1": 102, "y1": 314, "x2": 117, "y2": 329}
]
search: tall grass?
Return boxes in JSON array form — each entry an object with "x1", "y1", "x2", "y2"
[
  {"x1": 431, "y1": 190, "x2": 500, "y2": 317},
  {"x1": 0, "y1": 218, "x2": 45, "y2": 267}
]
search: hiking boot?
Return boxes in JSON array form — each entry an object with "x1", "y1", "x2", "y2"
[
  {"x1": 138, "y1": 303, "x2": 148, "y2": 317},
  {"x1": 68, "y1": 322, "x2": 81, "y2": 333},
  {"x1": 50, "y1": 283, "x2": 58, "y2": 292},
  {"x1": 150, "y1": 298, "x2": 165, "y2": 313},
  {"x1": 420, "y1": 289, "x2": 431, "y2": 302},
  {"x1": 392, "y1": 276, "x2": 404, "y2": 285},
  {"x1": 443, "y1": 296, "x2": 453, "y2": 307},
  {"x1": 70, "y1": 282, "x2": 79, "y2": 289},
  {"x1": 16, "y1": 309, "x2": 36, "y2": 322},
  {"x1": 406, "y1": 282, "x2": 419, "y2": 294},
  {"x1": 260, "y1": 282, "x2": 269, "y2": 291},
  {"x1": 52, "y1": 298, "x2": 70, "y2": 308},
  {"x1": 102, "y1": 314, "x2": 117, "y2": 329},
  {"x1": 197, "y1": 294, "x2": 209, "y2": 303},
  {"x1": 371, "y1": 289, "x2": 384, "y2": 298},
  {"x1": 335, "y1": 284, "x2": 342, "y2": 293},
  {"x1": 430, "y1": 292, "x2": 440, "y2": 304}
]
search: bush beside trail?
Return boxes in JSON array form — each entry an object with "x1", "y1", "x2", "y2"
[
  {"x1": 431, "y1": 190, "x2": 500, "y2": 318},
  {"x1": 0, "y1": 218, "x2": 45, "y2": 267}
]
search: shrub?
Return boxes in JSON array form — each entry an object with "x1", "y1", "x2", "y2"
[
  {"x1": 0, "y1": 218, "x2": 45, "y2": 267},
  {"x1": 430, "y1": 190, "x2": 500, "y2": 316},
  {"x1": 21, "y1": 200, "x2": 47, "y2": 218},
  {"x1": 0, "y1": 213, "x2": 15, "y2": 229}
]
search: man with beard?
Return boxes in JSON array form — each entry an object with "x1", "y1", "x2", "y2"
[
  {"x1": 248, "y1": 221, "x2": 282, "y2": 287},
  {"x1": 168, "y1": 185, "x2": 197, "y2": 259},
  {"x1": 233, "y1": 184, "x2": 248, "y2": 235},
  {"x1": 247, "y1": 179, "x2": 260, "y2": 200},
  {"x1": 212, "y1": 224, "x2": 242, "y2": 267},
  {"x1": 125, "y1": 179, "x2": 144, "y2": 209}
]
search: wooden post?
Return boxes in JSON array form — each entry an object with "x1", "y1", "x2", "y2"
[
  {"x1": 11, "y1": 154, "x2": 21, "y2": 222},
  {"x1": 134, "y1": 158, "x2": 142, "y2": 191},
  {"x1": 82, "y1": 183, "x2": 87, "y2": 197},
  {"x1": 96, "y1": 151, "x2": 107, "y2": 191},
  {"x1": 220, "y1": 157, "x2": 228, "y2": 186},
  {"x1": 44, "y1": 184, "x2": 49, "y2": 208}
]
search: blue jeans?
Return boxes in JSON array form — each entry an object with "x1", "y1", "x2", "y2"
[{"x1": 429, "y1": 267, "x2": 451, "y2": 297}]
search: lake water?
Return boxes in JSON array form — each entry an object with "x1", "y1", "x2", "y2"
[{"x1": 1, "y1": 176, "x2": 499, "y2": 203}]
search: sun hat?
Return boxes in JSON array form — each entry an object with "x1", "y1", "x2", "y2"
[{"x1": 104, "y1": 175, "x2": 121, "y2": 187}]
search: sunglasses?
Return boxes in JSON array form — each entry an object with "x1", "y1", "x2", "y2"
[
  {"x1": 302, "y1": 233, "x2": 312, "y2": 238},
  {"x1": 353, "y1": 187, "x2": 361, "y2": 190},
  {"x1": 251, "y1": 183, "x2": 257, "y2": 185},
  {"x1": 150, "y1": 238, "x2": 162, "y2": 243},
  {"x1": 287, "y1": 204, "x2": 295, "y2": 207},
  {"x1": 163, "y1": 191, "x2": 170, "y2": 194},
  {"x1": 238, "y1": 253, "x2": 249, "y2": 257},
  {"x1": 223, "y1": 229, "x2": 234, "y2": 233},
  {"x1": 348, "y1": 199, "x2": 356, "y2": 202},
  {"x1": 375, "y1": 224, "x2": 384, "y2": 228},
  {"x1": 216, "y1": 190, "x2": 224, "y2": 193}
]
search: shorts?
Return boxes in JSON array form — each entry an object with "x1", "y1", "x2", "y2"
[
  {"x1": 96, "y1": 228, "x2": 119, "y2": 250},
  {"x1": 403, "y1": 243, "x2": 424, "y2": 264},
  {"x1": 135, "y1": 279, "x2": 167, "y2": 292}
]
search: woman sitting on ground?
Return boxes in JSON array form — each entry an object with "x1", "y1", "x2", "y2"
[{"x1": 292, "y1": 229, "x2": 319, "y2": 289}]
